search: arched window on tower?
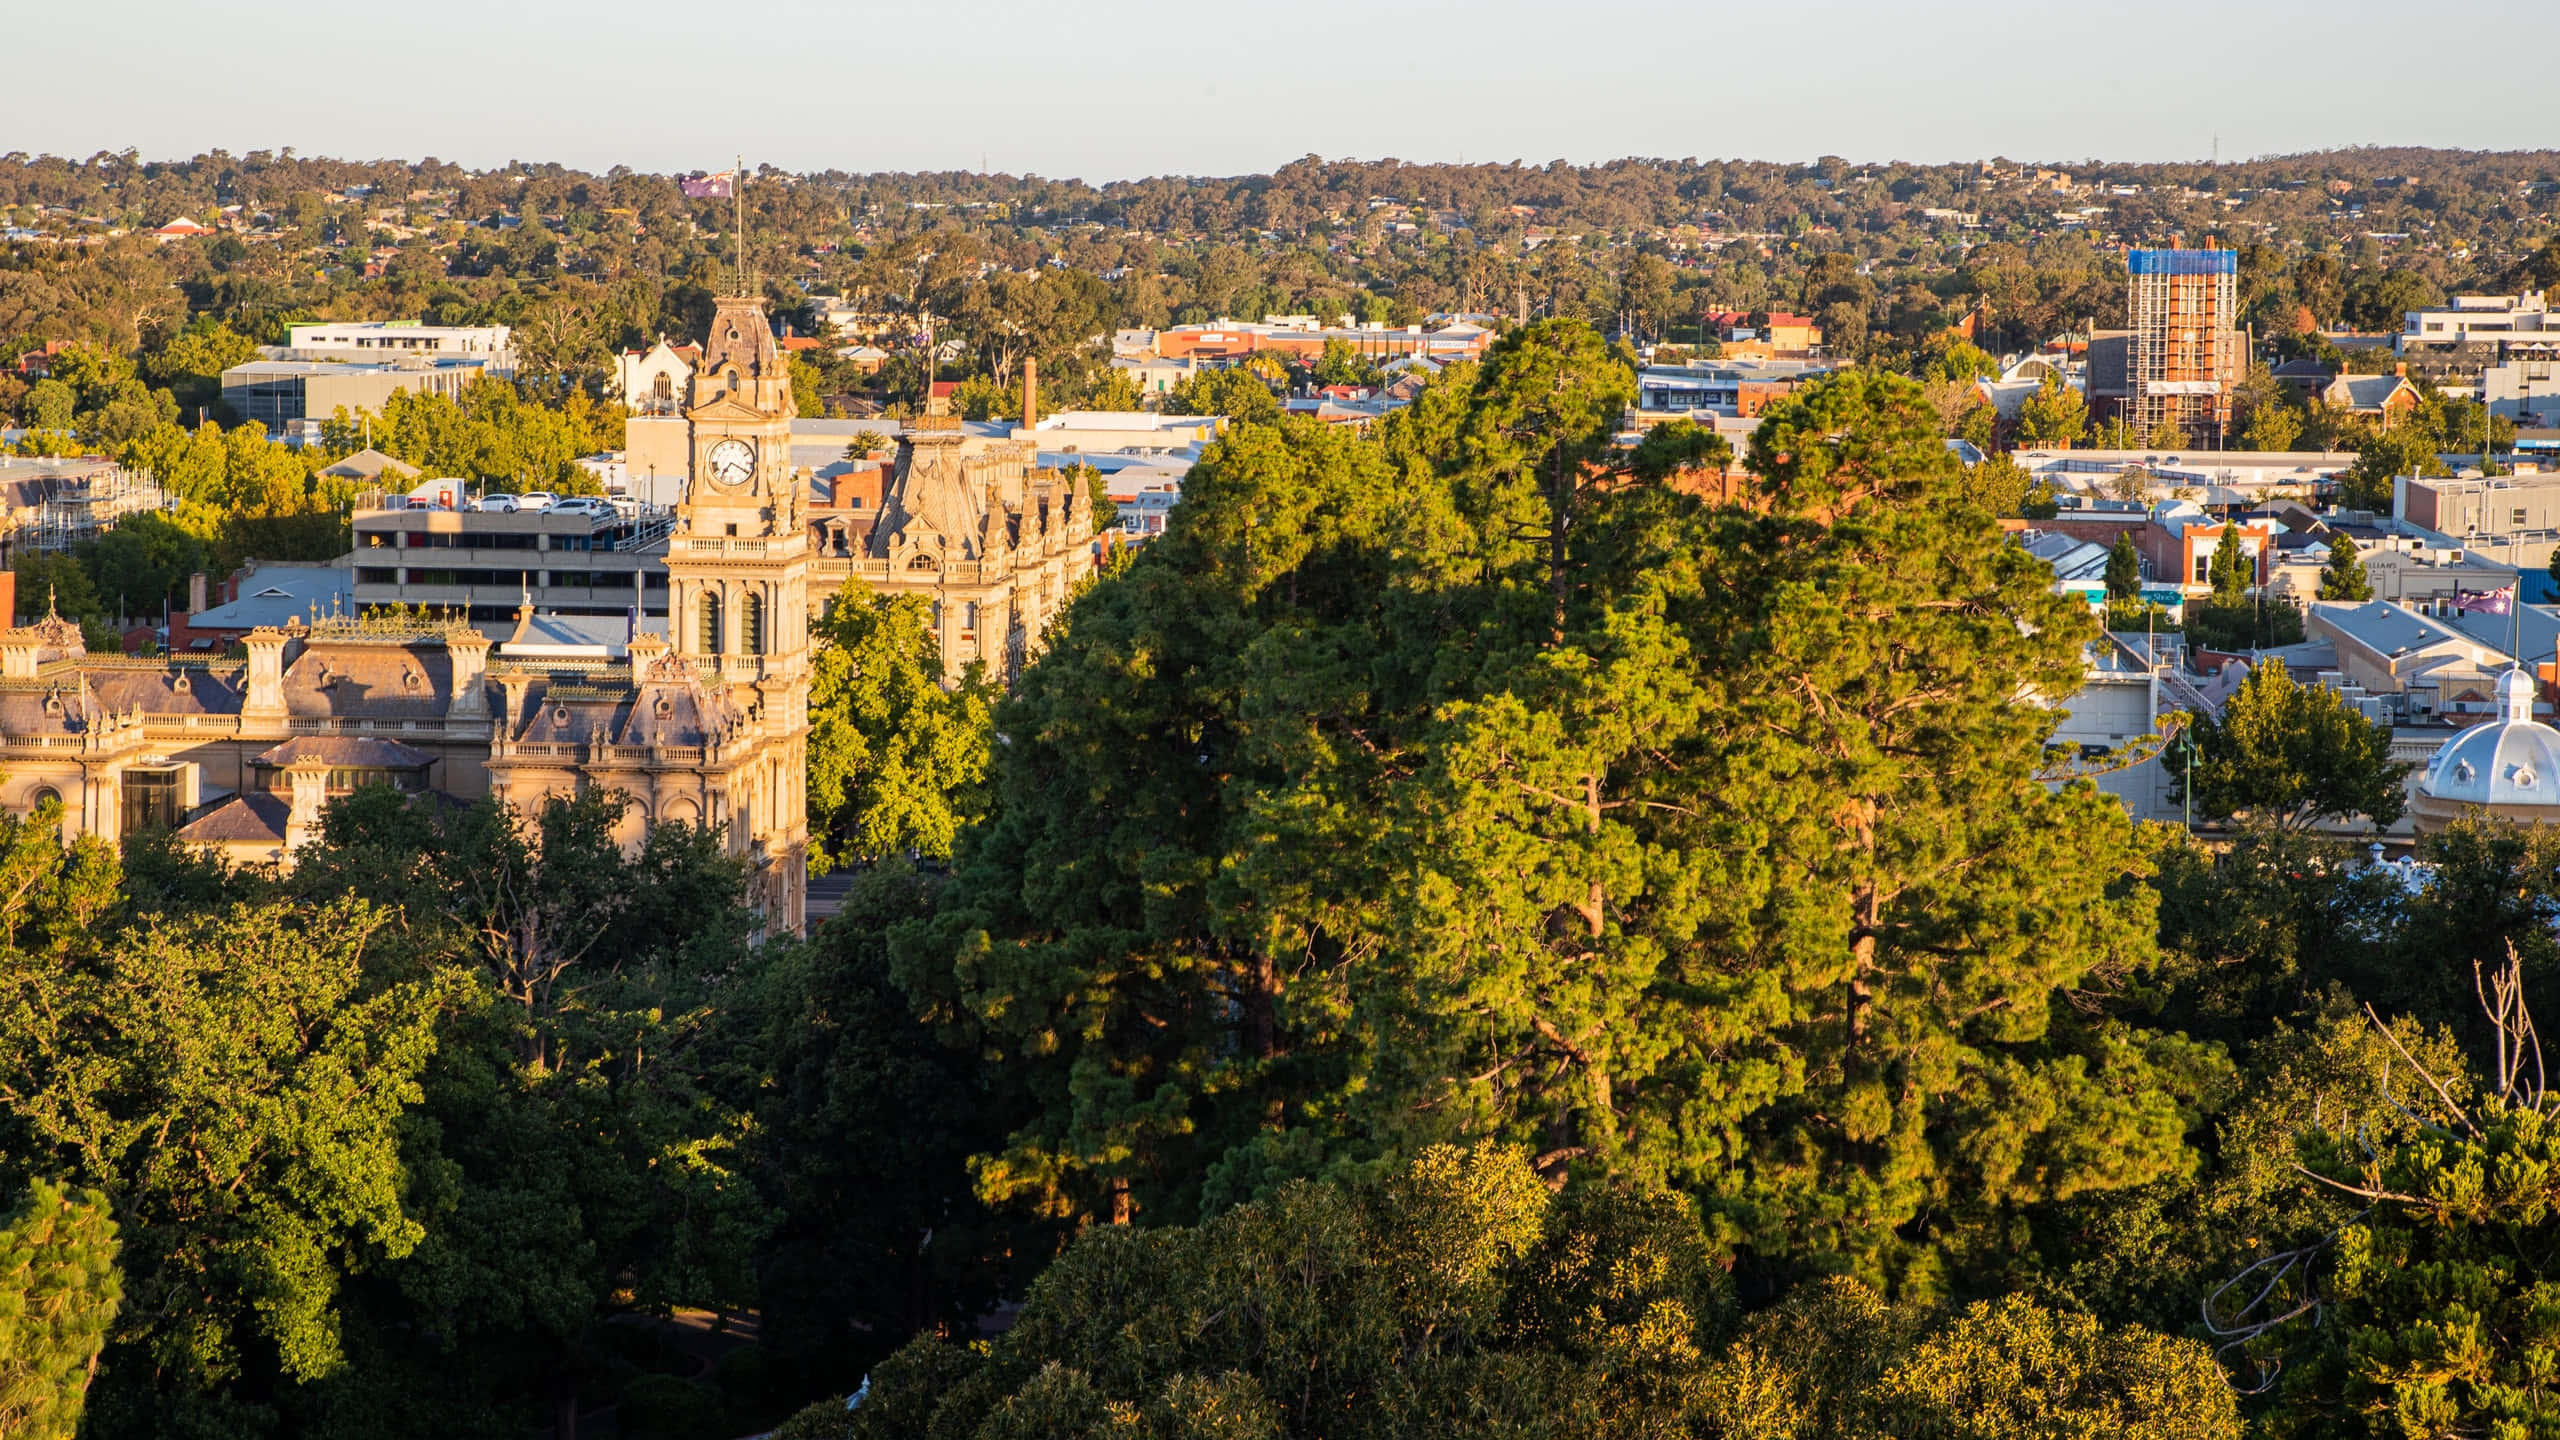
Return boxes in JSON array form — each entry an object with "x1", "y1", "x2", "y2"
[
  {"x1": 742, "y1": 592, "x2": 765, "y2": 655},
  {"x1": 699, "y1": 591, "x2": 723, "y2": 654}
]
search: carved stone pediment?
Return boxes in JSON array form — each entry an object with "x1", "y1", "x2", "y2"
[{"x1": 685, "y1": 392, "x2": 774, "y2": 424}]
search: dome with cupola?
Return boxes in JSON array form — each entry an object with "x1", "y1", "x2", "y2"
[{"x1": 2411, "y1": 668, "x2": 2560, "y2": 829}]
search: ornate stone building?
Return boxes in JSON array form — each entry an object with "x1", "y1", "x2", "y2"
[
  {"x1": 0, "y1": 293, "x2": 814, "y2": 932},
  {"x1": 807, "y1": 374, "x2": 1099, "y2": 681}
]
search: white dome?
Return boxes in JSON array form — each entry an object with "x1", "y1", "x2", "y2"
[{"x1": 2421, "y1": 669, "x2": 2560, "y2": 808}]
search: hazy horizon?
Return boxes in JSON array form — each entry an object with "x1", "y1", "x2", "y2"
[{"x1": 15, "y1": 0, "x2": 2560, "y2": 182}]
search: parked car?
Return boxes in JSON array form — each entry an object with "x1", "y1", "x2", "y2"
[
  {"x1": 516, "y1": 491, "x2": 559, "y2": 512},
  {"x1": 550, "y1": 497, "x2": 611, "y2": 518},
  {"x1": 472, "y1": 494, "x2": 521, "y2": 513}
]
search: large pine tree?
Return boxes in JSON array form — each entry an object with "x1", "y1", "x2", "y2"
[
  {"x1": 901, "y1": 332, "x2": 2213, "y2": 1294},
  {"x1": 0, "y1": 1180, "x2": 121, "y2": 1440}
]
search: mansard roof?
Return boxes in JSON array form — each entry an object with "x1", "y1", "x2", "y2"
[
  {"x1": 509, "y1": 678, "x2": 626, "y2": 745},
  {"x1": 282, "y1": 642, "x2": 455, "y2": 719},
  {"x1": 618, "y1": 663, "x2": 740, "y2": 747},
  {"x1": 87, "y1": 666, "x2": 242, "y2": 717},
  {"x1": 0, "y1": 684, "x2": 95, "y2": 735}
]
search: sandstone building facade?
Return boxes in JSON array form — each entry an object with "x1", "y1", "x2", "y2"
[
  {"x1": 807, "y1": 371, "x2": 1100, "y2": 682},
  {"x1": 0, "y1": 293, "x2": 815, "y2": 932}
]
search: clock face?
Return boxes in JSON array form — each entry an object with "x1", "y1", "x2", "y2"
[{"x1": 706, "y1": 438, "x2": 756, "y2": 488}]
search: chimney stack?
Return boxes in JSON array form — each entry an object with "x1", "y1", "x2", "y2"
[
  {"x1": 283, "y1": 757, "x2": 331, "y2": 851},
  {"x1": 241, "y1": 627, "x2": 290, "y2": 724},
  {"x1": 187, "y1": 571, "x2": 208, "y2": 615},
  {"x1": 1022, "y1": 356, "x2": 1039, "y2": 430}
]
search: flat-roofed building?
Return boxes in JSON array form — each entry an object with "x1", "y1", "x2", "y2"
[
  {"x1": 2020, "y1": 447, "x2": 2359, "y2": 507},
  {"x1": 2404, "y1": 473, "x2": 2560, "y2": 538},
  {"x1": 1633, "y1": 361, "x2": 1832, "y2": 417},
  {"x1": 220, "y1": 358, "x2": 490, "y2": 429},
  {"x1": 1012, "y1": 411, "x2": 1224, "y2": 455},
  {"x1": 2482, "y1": 355, "x2": 2560, "y2": 427},
  {"x1": 347, "y1": 499, "x2": 673, "y2": 632},
  {"x1": 2400, "y1": 293, "x2": 2560, "y2": 350},
  {"x1": 283, "y1": 320, "x2": 515, "y2": 373}
]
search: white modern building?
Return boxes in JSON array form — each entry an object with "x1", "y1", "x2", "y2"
[
  {"x1": 2051, "y1": 633, "x2": 2185, "y2": 824},
  {"x1": 1011, "y1": 411, "x2": 1225, "y2": 455},
  {"x1": 2400, "y1": 293, "x2": 2560, "y2": 351},
  {"x1": 282, "y1": 321, "x2": 516, "y2": 375},
  {"x1": 2018, "y1": 448, "x2": 2360, "y2": 506}
]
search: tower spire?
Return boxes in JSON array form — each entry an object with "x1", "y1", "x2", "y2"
[{"x1": 734, "y1": 153, "x2": 747, "y2": 298}]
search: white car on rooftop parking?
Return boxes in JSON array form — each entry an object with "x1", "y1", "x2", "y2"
[
  {"x1": 472, "y1": 494, "x2": 520, "y2": 513},
  {"x1": 516, "y1": 491, "x2": 558, "y2": 511}
]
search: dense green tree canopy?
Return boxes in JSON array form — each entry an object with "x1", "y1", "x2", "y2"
[
  {"x1": 2014, "y1": 372, "x2": 2088, "y2": 448},
  {"x1": 897, "y1": 338, "x2": 2214, "y2": 1301},
  {"x1": 2318, "y1": 533, "x2": 2373, "y2": 601},
  {"x1": 2106, "y1": 532, "x2": 2142, "y2": 600},
  {"x1": 806, "y1": 582, "x2": 997, "y2": 873},
  {"x1": 2188, "y1": 661, "x2": 2410, "y2": 828}
]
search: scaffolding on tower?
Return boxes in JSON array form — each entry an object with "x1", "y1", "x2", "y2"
[{"x1": 2126, "y1": 248, "x2": 2241, "y2": 448}]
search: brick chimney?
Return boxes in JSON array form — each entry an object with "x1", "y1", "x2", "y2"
[
  {"x1": 0, "y1": 570, "x2": 15, "y2": 625},
  {"x1": 188, "y1": 571, "x2": 208, "y2": 614},
  {"x1": 1022, "y1": 356, "x2": 1039, "y2": 430}
]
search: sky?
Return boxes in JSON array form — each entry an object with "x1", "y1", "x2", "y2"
[{"x1": 16, "y1": 0, "x2": 2560, "y2": 181}]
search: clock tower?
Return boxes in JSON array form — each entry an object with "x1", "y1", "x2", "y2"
[{"x1": 662, "y1": 290, "x2": 812, "y2": 930}]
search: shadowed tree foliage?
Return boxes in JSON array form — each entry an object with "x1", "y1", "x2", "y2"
[
  {"x1": 746, "y1": 862, "x2": 1037, "y2": 1390},
  {"x1": 771, "y1": 1147, "x2": 2231, "y2": 1440}
]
